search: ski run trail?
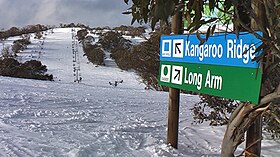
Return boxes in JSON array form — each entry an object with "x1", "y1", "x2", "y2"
[{"x1": 0, "y1": 28, "x2": 279, "y2": 157}]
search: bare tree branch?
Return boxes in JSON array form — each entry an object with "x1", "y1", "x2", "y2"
[{"x1": 259, "y1": 84, "x2": 280, "y2": 105}]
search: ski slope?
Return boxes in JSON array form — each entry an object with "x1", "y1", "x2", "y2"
[{"x1": 0, "y1": 28, "x2": 279, "y2": 157}]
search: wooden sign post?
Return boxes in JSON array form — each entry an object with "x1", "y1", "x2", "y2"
[{"x1": 167, "y1": 11, "x2": 183, "y2": 149}]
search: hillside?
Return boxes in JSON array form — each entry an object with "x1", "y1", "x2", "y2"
[{"x1": 0, "y1": 28, "x2": 278, "y2": 156}]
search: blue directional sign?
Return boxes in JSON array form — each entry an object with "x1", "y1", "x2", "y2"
[
  {"x1": 158, "y1": 32, "x2": 263, "y2": 104},
  {"x1": 160, "y1": 32, "x2": 262, "y2": 68}
]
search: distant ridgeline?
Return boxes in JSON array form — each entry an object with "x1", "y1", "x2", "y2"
[{"x1": 0, "y1": 24, "x2": 49, "y2": 39}]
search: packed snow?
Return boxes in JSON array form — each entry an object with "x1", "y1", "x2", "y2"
[{"x1": 0, "y1": 28, "x2": 279, "y2": 157}]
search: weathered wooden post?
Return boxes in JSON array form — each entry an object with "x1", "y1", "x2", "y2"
[{"x1": 167, "y1": 10, "x2": 183, "y2": 149}]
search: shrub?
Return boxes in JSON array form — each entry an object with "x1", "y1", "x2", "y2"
[
  {"x1": 77, "y1": 29, "x2": 88, "y2": 42},
  {"x1": 21, "y1": 60, "x2": 47, "y2": 75},
  {"x1": 113, "y1": 25, "x2": 146, "y2": 36},
  {"x1": 1, "y1": 46, "x2": 16, "y2": 58},
  {"x1": 98, "y1": 31, "x2": 131, "y2": 51},
  {"x1": 0, "y1": 24, "x2": 48, "y2": 39},
  {"x1": 0, "y1": 58, "x2": 20, "y2": 76},
  {"x1": 81, "y1": 30, "x2": 131, "y2": 67},
  {"x1": 0, "y1": 58, "x2": 53, "y2": 81},
  {"x1": 84, "y1": 45, "x2": 105, "y2": 65},
  {"x1": 19, "y1": 60, "x2": 53, "y2": 80},
  {"x1": 191, "y1": 95, "x2": 239, "y2": 126},
  {"x1": 111, "y1": 46, "x2": 132, "y2": 70},
  {"x1": 12, "y1": 42, "x2": 25, "y2": 53},
  {"x1": 127, "y1": 31, "x2": 165, "y2": 90},
  {"x1": 34, "y1": 31, "x2": 43, "y2": 39},
  {"x1": 14, "y1": 38, "x2": 31, "y2": 45},
  {"x1": 11, "y1": 38, "x2": 31, "y2": 54}
]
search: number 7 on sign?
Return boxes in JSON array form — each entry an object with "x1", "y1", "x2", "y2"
[{"x1": 173, "y1": 39, "x2": 184, "y2": 58}]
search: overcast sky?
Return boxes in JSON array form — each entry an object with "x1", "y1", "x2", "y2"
[{"x1": 0, "y1": 0, "x2": 136, "y2": 29}]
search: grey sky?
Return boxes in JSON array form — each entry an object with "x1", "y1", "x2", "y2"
[{"x1": 0, "y1": 0, "x2": 135, "y2": 29}]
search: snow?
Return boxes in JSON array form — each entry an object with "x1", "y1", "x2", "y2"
[{"x1": 0, "y1": 28, "x2": 279, "y2": 156}]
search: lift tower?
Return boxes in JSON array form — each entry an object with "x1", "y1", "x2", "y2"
[{"x1": 71, "y1": 28, "x2": 81, "y2": 83}]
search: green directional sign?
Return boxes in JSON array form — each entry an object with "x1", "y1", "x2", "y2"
[
  {"x1": 159, "y1": 61, "x2": 262, "y2": 104},
  {"x1": 158, "y1": 32, "x2": 263, "y2": 104}
]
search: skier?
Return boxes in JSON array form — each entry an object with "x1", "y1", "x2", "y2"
[{"x1": 109, "y1": 80, "x2": 123, "y2": 87}]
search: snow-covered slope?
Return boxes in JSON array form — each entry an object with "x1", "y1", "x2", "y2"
[{"x1": 0, "y1": 28, "x2": 279, "y2": 157}]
